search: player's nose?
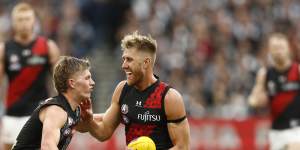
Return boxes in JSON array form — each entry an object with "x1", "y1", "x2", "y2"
[{"x1": 122, "y1": 61, "x2": 129, "y2": 69}]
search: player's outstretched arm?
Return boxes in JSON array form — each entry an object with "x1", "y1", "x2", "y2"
[
  {"x1": 248, "y1": 67, "x2": 268, "y2": 108},
  {"x1": 84, "y1": 81, "x2": 125, "y2": 141},
  {"x1": 0, "y1": 42, "x2": 4, "y2": 85},
  {"x1": 47, "y1": 39, "x2": 60, "y2": 70},
  {"x1": 165, "y1": 88, "x2": 190, "y2": 150},
  {"x1": 39, "y1": 105, "x2": 67, "y2": 150}
]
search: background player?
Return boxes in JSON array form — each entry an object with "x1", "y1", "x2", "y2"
[
  {"x1": 0, "y1": 2, "x2": 60, "y2": 150},
  {"x1": 12, "y1": 56, "x2": 95, "y2": 150},
  {"x1": 81, "y1": 31, "x2": 190, "y2": 150},
  {"x1": 248, "y1": 33, "x2": 300, "y2": 150}
]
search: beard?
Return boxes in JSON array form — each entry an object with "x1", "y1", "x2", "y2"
[
  {"x1": 19, "y1": 30, "x2": 31, "y2": 39},
  {"x1": 127, "y1": 70, "x2": 144, "y2": 86},
  {"x1": 15, "y1": 26, "x2": 34, "y2": 40},
  {"x1": 272, "y1": 55, "x2": 285, "y2": 66}
]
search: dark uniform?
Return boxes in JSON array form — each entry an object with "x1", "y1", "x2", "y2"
[
  {"x1": 4, "y1": 36, "x2": 50, "y2": 116},
  {"x1": 12, "y1": 94, "x2": 80, "y2": 150},
  {"x1": 266, "y1": 62, "x2": 300, "y2": 129},
  {"x1": 119, "y1": 78, "x2": 174, "y2": 149}
]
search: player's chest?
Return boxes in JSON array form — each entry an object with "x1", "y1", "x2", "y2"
[
  {"x1": 6, "y1": 48, "x2": 48, "y2": 72},
  {"x1": 267, "y1": 74, "x2": 300, "y2": 96},
  {"x1": 120, "y1": 92, "x2": 164, "y2": 124}
]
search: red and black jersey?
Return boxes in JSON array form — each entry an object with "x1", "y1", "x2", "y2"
[
  {"x1": 266, "y1": 62, "x2": 300, "y2": 129},
  {"x1": 4, "y1": 36, "x2": 51, "y2": 116},
  {"x1": 119, "y1": 79, "x2": 173, "y2": 149}
]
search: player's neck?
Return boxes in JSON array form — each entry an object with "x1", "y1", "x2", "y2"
[
  {"x1": 135, "y1": 74, "x2": 157, "y2": 91},
  {"x1": 62, "y1": 93, "x2": 79, "y2": 111},
  {"x1": 14, "y1": 33, "x2": 34, "y2": 45}
]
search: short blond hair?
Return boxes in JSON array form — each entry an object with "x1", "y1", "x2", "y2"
[
  {"x1": 268, "y1": 33, "x2": 289, "y2": 44},
  {"x1": 53, "y1": 56, "x2": 90, "y2": 93},
  {"x1": 121, "y1": 31, "x2": 157, "y2": 54},
  {"x1": 12, "y1": 2, "x2": 35, "y2": 17}
]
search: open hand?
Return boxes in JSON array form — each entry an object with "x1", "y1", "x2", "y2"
[{"x1": 80, "y1": 98, "x2": 93, "y2": 122}]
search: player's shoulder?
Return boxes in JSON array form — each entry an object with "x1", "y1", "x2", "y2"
[
  {"x1": 46, "y1": 38, "x2": 55, "y2": 44},
  {"x1": 0, "y1": 42, "x2": 4, "y2": 60},
  {"x1": 164, "y1": 87, "x2": 186, "y2": 119},
  {"x1": 116, "y1": 80, "x2": 127, "y2": 90},
  {"x1": 257, "y1": 67, "x2": 267, "y2": 77},
  {"x1": 44, "y1": 104, "x2": 66, "y2": 114},
  {"x1": 40, "y1": 104, "x2": 67, "y2": 124},
  {"x1": 165, "y1": 88, "x2": 183, "y2": 104},
  {"x1": 46, "y1": 38, "x2": 58, "y2": 48},
  {"x1": 0, "y1": 41, "x2": 4, "y2": 47},
  {"x1": 111, "y1": 80, "x2": 127, "y2": 103}
]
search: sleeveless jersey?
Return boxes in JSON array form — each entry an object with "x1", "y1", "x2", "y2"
[
  {"x1": 12, "y1": 94, "x2": 80, "y2": 150},
  {"x1": 266, "y1": 62, "x2": 300, "y2": 129},
  {"x1": 119, "y1": 79, "x2": 173, "y2": 149},
  {"x1": 4, "y1": 36, "x2": 50, "y2": 116}
]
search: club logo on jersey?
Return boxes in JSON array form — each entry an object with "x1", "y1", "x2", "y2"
[
  {"x1": 68, "y1": 117, "x2": 74, "y2": 126},
  {"x1": 136, "y1": 101, "x2": 142, "y2": 107},
  {"x1": 137, "y1": 111, "x2": 161, "y2": 122},
  {"x1": 27, "y1": 55, "x2": 46, "y2": 65},
  {"x1": 282, "y1": 82, "x2": 300, "y2": 91},
  {"x1": 63, "y1": 128, "x2": 71, "y2": 136},
  {"x1": 22, "y1": 49, "x2": 31, "y2": 56},
  {"x1": 121, "y1": 104, "x2": 129, "y2": 114},
  {"x1": 122, "y1": 115, "x2": 130, "y2": 124},
  {"x1": 279, "y1": 76, "x2": 286, "y2": 83},
  {"x1": 267, "y1": 81, "x2": 276, "y2": 96},
  {"x1": 9, "y1": 54, "x2": 21, "y2": 71}
]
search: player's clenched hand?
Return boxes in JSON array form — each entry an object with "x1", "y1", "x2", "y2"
[{"x1": 80, "y1": 98, "x2": 93, "y2": 122}]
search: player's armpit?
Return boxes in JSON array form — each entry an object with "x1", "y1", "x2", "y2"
[
  {"x1": 39, "y1": 105, "x2": 67, "y2": 150},
  {"x1": 164, "y1": 88, "x2": 190, "y2": 150}
]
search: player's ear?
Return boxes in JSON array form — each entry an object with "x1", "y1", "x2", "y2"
[
  {"x1": 68, "y1": 78, "x2": 76, "y2": 89},
  {"x1": 143, "y1": 57, "x2": 151, "y2": 69}
]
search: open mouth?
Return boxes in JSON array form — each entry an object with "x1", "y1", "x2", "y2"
[{"x1": 125, "y1": 71, "x2": 133, "y2": 77}]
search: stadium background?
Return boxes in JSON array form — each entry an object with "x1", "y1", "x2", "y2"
[{"x1": 0, "y1": 0, "x2": 300, "y2": 149}]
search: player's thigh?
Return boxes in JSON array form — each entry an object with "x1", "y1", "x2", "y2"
[
  {"x1": 1, "y1": 116, "x2": 30, "y2": 144},
  {"x1": 269, "y1": 129, "x2": 288, "y2": 150},
  {"x1": 287, "y1": 143, "x2": 300, "y2": 150},
  {"x1": 285, "y1": 128, "x2": 300, "y2": 150}
]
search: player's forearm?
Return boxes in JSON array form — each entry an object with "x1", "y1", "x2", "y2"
[
  {"x1": 75, "y1": 122, "x2": 90, "y2": 133},
  {"x1": 87, "y1": 120, "x2": 112, "y2": 141},
  {"x1": 169, "y1": 135, "x2": 190, "y2": 150},
  {"x1": 168, "y1": 120, "x2": 190, "y2": 150},
  {"x1": 169, "y1": 144, "x2": 189, "y2": 150},
  {"x1": 40, "y1": 141, "x2": 59, "y2": 150}
]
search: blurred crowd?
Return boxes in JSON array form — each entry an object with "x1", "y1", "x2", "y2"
[
  {"x1": 1, "y1": 0, "x2": 300, "y2": 119},
  {"x1": 0, "y1": 0, "x2": 130, "y2": 56},
  {"x1": 116, "y1": 0, "x2": 300, "y2": 119}
]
